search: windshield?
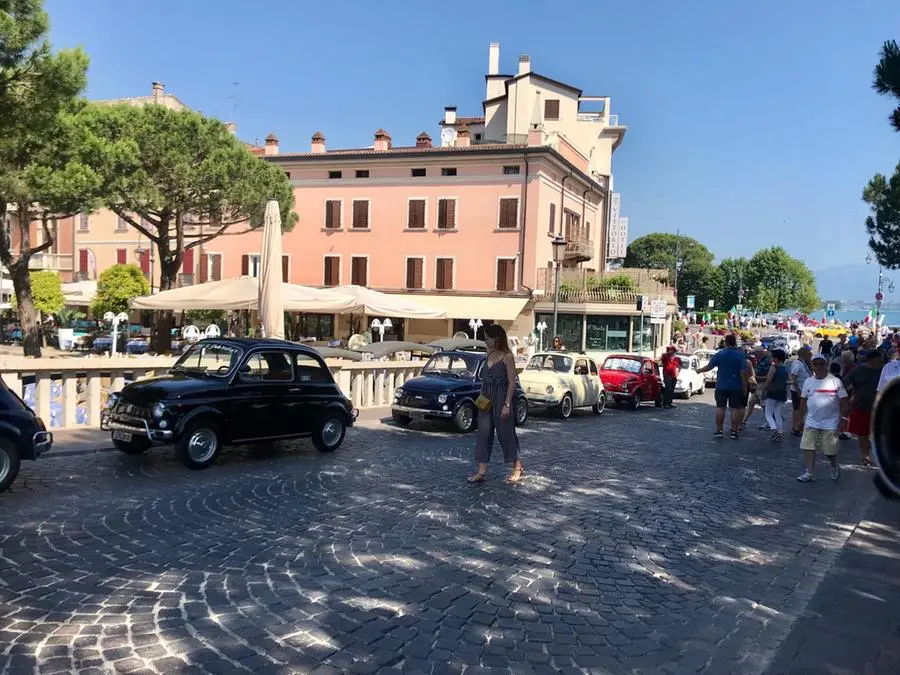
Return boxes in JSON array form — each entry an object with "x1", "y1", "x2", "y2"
[
  {"x1": 602, "y1": 357, "x2": 642, "y2": 374},
  {"x1": 526, "y1": 354, "x2": 572, "y2": 372},
  {"x1": 676, "y1": 354, "x2": 695, "y2": 370},
  {"x1": 172, "y1": 342, "x2": 241, "y2": 377},
  {"x1": 422, "y1": 353, "x2": 480, "y2": 377}
]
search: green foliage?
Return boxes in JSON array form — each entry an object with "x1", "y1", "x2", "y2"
[
  {"x1": 873, "y1": 39, "x2": 900, "y2": 132},
  {"x1": 863, "y1": 162, "x2": 900, "y2": 269},
  {"x1": 91, "y1": 264, "x2": 150, "y2": 316},
  {"x1": 624, "y1": 233, "x2": 719, "y2": 308},
  {"x1": 717, "y1": 257, "x2": 749, "y2": 309},
  {"x1": 673, "y1": 319, "x2": 687, "y2": 335},
  {"x1": 587, "y1": 273, "x2": 638, "y2": 291},
  {"x1": 185, "y1": 309, "x2": 225, "y2": 327},
  {"x1": 28, "y1": 271, "x2": 64, "y2": 316},
  {"x1": 54, "y1": 307, "x2": 86, "y2": 327},
  {"x1": 744, "y1": 247, "x2": 819, "y2": 314}
]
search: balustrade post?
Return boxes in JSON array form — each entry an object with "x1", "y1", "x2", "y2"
[
  {"x1": 62, "y1": 371, "x2": 78, "y2": 428},
  {"x1": 111, "y1": 370, "x2": 126, "y2": 394},
  {"x1": 374, "y1": 369, "x2": 386, "y2": 407},
  {"x1": 35, "y1": 374, "x2": 52, "y2": 427},
  {"x1": 87, "y1": 373, "x2": 102, "y2": 428}
]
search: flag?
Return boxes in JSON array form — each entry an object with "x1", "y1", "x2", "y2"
[{"x1": 864, "y1": 308, "x2": 875, "y2": 324}]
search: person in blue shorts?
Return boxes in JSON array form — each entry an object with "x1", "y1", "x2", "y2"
[{"x1": 697, "y1": 334, "x2": 753, "y2": 439}]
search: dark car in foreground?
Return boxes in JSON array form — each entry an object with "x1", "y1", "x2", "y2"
[
  {"x1": 101, "y1": 338, "x2": 357, "y2": 470},
  {"x1": 391, "y1": 350, "x2": 528, "y2": 432},
  {"x1": 0, "y1": 379, "x2": 52, "y2": 493}
]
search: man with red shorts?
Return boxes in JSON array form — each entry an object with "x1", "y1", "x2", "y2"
[{"x1": 846, "y1": 349, "x2": 884, "y2": 466}]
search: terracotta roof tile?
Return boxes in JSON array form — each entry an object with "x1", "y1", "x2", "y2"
[
  {"x1": 272, "y1": 142, "x2": 523, "y2": 159},
  {"x1": 440, "y1": 116, "x2": 485, "y2": 126}
]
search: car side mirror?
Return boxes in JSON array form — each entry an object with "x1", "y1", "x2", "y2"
[{"x1": 873, "y1": 378, "x2": 900, "y2": 500}]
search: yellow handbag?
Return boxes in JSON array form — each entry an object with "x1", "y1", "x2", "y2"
[{"x1": 474, "y1": 395, "x2": 492, "y2": 412}]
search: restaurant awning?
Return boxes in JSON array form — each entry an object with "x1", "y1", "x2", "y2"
[
  {"x1": 62, "y1": 280, "x2": 97, "y2": 307},
  {"x1": 335, "y1": 285, "x2": 447, "y2": 319},
  {"x1": 402, "y1": 294, "x2": 530, "y2": 321}
]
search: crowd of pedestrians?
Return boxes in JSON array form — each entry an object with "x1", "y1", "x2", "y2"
[{"x1": 690, "y1": 325, "x2": 900, "y2": 482}]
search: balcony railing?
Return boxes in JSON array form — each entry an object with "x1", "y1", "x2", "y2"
[
  {"x1": 29, "y1": 253, "x2": 74, "y2": 272},
  {"x1": 563, "y1": 231, "x2": 593, "y2": 263},
  {"x1": 536, "y1": 267, "x2": 672, "y2": 305}
]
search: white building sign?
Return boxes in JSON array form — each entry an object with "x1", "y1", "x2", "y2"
[
  {"x1": 650, "y1": 298, "x2": 667, "y2": 320},
  {"x1": 606, "y1": 193, "x2": 625, "y2": 259},
  {"x1": 609, "y1": 216, "x2": 629, "y2": 259}
]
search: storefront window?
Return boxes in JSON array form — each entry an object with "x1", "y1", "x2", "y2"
[
  {"x1": 535, "y1": 312, "x2": 582, "y2": 351},
  {"x1": 452, "y1": 318, "x2": 494, "y2": 338},
  {"x1": 630, "y1": 316, "x2": 653, "y2": 353},
  {"x1": 586, "y1": 315, "x2": 629, "y2": 352},
  {"x1": 296, "y1": 313, "x2": 335, "y2": 341}
]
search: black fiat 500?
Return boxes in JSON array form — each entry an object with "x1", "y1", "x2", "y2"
[
  {"x1": 391, "y1": 350, "x2": 528, "y2": 433},
  {"x1": 101, "y1": 338, "x2": 357, "y2": 470},
  {"x1": 0, "y1": 379, "x2": 52, "y2": 493}
]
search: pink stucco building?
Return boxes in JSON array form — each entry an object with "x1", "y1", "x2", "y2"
[{"x1": 209, "y1": 44, "x2": 672, "y2": 352}]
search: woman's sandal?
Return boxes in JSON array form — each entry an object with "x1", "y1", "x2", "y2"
[
  {"x1": 506, "y1": 464, "x2": 525, "y2": 484},
  {"x1": 467, "y1": 472, "x2": 487, "y2": 483}
]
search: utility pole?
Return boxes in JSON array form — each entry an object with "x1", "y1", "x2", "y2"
[{"x1": 673, "y1": 229, "x2": 680, "y2": 307}]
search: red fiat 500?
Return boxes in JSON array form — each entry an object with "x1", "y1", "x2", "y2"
[{"x1": 598, "y1": 354, "x2": 663, "y2": 410}]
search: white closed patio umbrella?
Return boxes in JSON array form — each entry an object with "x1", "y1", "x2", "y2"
[
  {"x1": 337, "y1": 285, "x2": 447, "y2": 319},
  {"x1": 258, "y1": 199, "x2": 285, "y2": 339}
]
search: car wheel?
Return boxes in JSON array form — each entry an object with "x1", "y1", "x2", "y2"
[
  {"x1": 113, "y1": 437, "x2": 150, "y2": 455},
  {"x1": 684, "y1": 387, "x2": 692, "y2": 400},
  {"x1": 631, "y1": 390, "x2": 643, "y2": 410},
  {"x1": 592, "y1": 392, "x2": 607, "y2": 415},
  {"x1": 454, "y1": 403, "x2": 476, "y2": 433},
  {"x1": 0, "y1": 437, "x2": 21, "y2": 493},
  {"x1": 176, "y1": 421, "x2": 223, "y2": 470},
  {"x1": 515, "y1": 398, "x2": 528, "y2": 427},
  {"x1": 391, "y1": 412, "x2": 412, "y2": 426},
  {"x1": 312, "y1": 414, "x2": 347, "y2": 453},
  {"x1": 558, "y1": 393, "x2": 574, "y2": 419}
]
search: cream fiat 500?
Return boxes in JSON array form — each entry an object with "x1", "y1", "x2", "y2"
[{"x1": 518, "y1": 352, "x2": 606, "y2": 419}]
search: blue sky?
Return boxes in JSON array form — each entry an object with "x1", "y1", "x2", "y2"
[{"x1": 46, "y1": 0, "x2": 900, "y2": 271}]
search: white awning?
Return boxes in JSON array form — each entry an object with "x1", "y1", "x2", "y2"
[
  {"x1": 62, "y1": 281, "x2": 97, "y2": 307},
  {"x1": 401, "y1": 294, "x2": 530, "y2": 321},
  {"x1": 335, "y1": 285, "x2": 447, "y2": 319}
]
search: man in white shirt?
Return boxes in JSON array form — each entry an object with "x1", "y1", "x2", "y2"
[
  {"x1": 789, "y1": 347, "x2": 813, "y2": 436},
  {"x1": 797, "y1": 354, "x2": 849, "y2": 482},
  {"x1": 877, "y1": 348, "x2": 900, "y2": 393}
]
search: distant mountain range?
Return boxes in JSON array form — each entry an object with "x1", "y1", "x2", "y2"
[{"x1": 815, "y1": 264, "x2": 898, "y2": 304}]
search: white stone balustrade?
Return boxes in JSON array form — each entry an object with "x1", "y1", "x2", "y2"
[{"x1": 0, "y1": 357, "x2": 428, "y2": 430}]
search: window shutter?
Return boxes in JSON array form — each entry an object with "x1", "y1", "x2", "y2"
[
  {"x1": 437, "y1": 259, "x2": 453, "y2": 289},
  {"x1": 415, "y1": 260, "x2": 423, "y2": 288},
  {"x1": 326, "y1": 200, "x2": 340, "y2": 229},
  {"x1": 353, "y1": 201, "x2": 369, "y2": 229},
  {"x1": 212, "y1": 255, "x2": 222, "y2": 281},
  {"x1": 586, "y1": 221, "x2": 591, "y2": 241},
  {"x1": 544, "y1": 99, "x2": 560, "y2": 120},
  {"x1": 182, "y1": 247, "x2": 194, "y2": 273},
  {"x1": 78, "y1": 249, "x2": 88, "y2": 273},
  {"x1": 496, "y1": 260, "x2": 505, "y2": 291},
  {"x1": 199, "y1": 254, "x2": 209, "y2": 282},
  {"x1": 139, "y1": 250, "x2": 150, "y2": 274},
  {"x1": 323, "y1": 258, "x2": 333, "y2": 286},
  {"x1": 499, "y1": 198, "x2": 518, "y2": 228},
  {"x1": 549, "y1": 203, "x2": 556, "y2": 234},
  {"x1": 241, "y1": 254, "x2": 249, "y2": 276},
  {"x1": 282, "y1": 255, "x2": 289, "y2": 282},
  {"x1": 444, "y1": 200, "x2": 456, "y2": 229},
  {"x1": 325, "y1": 201, "x2": 334, "y2": 229},
  {"x1": 408, "y1": 200, "x2": 424, "y2": 229},
  {"x1": 116, "y1": 248, "x2": 127, "y2": 265},
  {"x1": 352, "y1": 258, "x2": 367, "y2": 286},
  {"x1": 406, "y1": 259, "x2": 415, "y2": 288}
]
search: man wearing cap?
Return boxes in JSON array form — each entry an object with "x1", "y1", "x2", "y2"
[
  {"x1": 846, "y1": 349, "x2": 884, "y2": 466},
  {"x1": 797, "y1": 353, "x2": 849, "y2": 482},
  {"x1": 661, "y1": 345, "x2": 680, "y2": 409},
  {"x1": 789, "y1": 346, "x2": 813, "y2": 436}
]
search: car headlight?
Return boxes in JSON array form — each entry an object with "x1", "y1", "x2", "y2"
[
  {"x1": 620, "y1": 383, "x2": 630, "y2": 391},
  {"x1": 437, "y1": 393, "x2": 449, "y2": 404},
  {"x1": 394, "y1": 387, "x2": 404, "y2": 398},
  {"x1": 545, "y1": 385, "x2": 554, "y2": 394},
  {"x1": 151, "y1": 402, "x2": 166, "y2": 419},
  {"x1": 107, "y1": 392, "x2": 120, "y2": 409}
]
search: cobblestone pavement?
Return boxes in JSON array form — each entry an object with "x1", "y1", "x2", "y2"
[{"x1": 0, "y1": 398, "x2": 878, "y2": 674}]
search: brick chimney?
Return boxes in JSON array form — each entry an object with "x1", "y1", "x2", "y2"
[
  {"x1": 374, "y1": 129, "x2": 391, "y2": 152},
  {"x1": 456, "y1": 125, "x2": 471, "y2": 148},
  {"x1": 311, "y1": 131, "x2": 326, "y2": 154},
  {"x1": 415, "y1": 132, "x2": 432, "y2": 149},
  {"x1": 151, "y1": 81, "x2": 164, "y2": 104},
  {"x1": 443, "y1": 106, "x2": 457, "y2": 125},
  {"x1": 517, "y1": 54, "x2": 531, "y2": 76},
  {"x1": 264, "y1": 133, "x2": 279, "y2": 156}
]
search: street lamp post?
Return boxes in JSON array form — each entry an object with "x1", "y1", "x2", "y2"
[
  {"x1": 370, "y1": 318, "x2": 392, "y2": 342},
  {"x1": 535, "y1": 321, "x2": 548, "y2": 350},
  {"x1": 468, "y1": 318, "x2": 483, "y2": 340},
  {"x1": 551, "y1": 236, "x2": 567, "y2": 340},
  {"x1": 103, "y1": 311, "x2": 130, "y2": 358}
]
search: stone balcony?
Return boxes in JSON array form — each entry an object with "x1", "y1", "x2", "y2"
[
  {"x1": 29, "y1": 253, "x2": 73, "y2": 272},
  {"x1": 536, "y1": 267, "x2": 672, "y2": 305}
]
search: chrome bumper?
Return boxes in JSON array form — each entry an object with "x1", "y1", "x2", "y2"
[
  {"x1": 392, "y1": 404, "x2": 452, "y2": 418},
  {"x1": 101, "y1": 412, "x2": 174, "y2": 443},
  {"x1": 350, "y1": 408, "x2": 359, "y2": 425},
  {"x1": 33, "y1": 431, "x2": 53, "y2": 457},
  {"x1": 524, "y1": 395, "x2": 560, "y2": 408}
]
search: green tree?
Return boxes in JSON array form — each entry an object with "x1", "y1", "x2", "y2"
[
  {"x1": 91, "y1": 264, "x2": 150, "y2": 317},
  {"x1": 743, "y1": 247, "x2": 819, "y2": 313},
  {"x1": 0, "y1": 0, "x2": 97, "y2": 356},
  {"x1": 862, "y1": 162, "x2": 900, "y2": 268},
  {"x1": 717, "y1": 257, "x2": 749, "y2": 309},
  {"x1": 873, "y1": 39, "x2": 900, "y2": 132},
  {"x1": 624, "y1": 233, "x2": 718, "y2": 308},
  {"x1": 28, "y1": 270, "x2": 64, "y2": 317},
  {"x1": 78, "y1": 103, "x2": 296, "y2": 352}
]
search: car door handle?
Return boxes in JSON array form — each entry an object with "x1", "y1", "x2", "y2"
[{"x1": 288, "y1": 387, "x2": 303, "y2": 393}]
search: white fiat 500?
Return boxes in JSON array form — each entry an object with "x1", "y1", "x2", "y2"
[
  {"x1": 693, "y1": 348, "x2": 717, "y2": 387},
  {"x1": 674, "y1": 353, "x2": 706, "y2": 398},
  {"x1": 518, "y1": 352, "x2": 606, "y2": 419}
]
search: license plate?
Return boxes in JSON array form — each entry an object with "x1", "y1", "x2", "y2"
[
  {"x1": 112, "y1": 430, "x2": 132, "y2": 443},
  {"x1": 409, "y1": 412, "x2": 425, "y2": 420}
]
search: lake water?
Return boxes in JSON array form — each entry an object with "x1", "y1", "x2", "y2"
[{"x1": 819, "y1": 309, "x2": 900, "y2": 327}]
